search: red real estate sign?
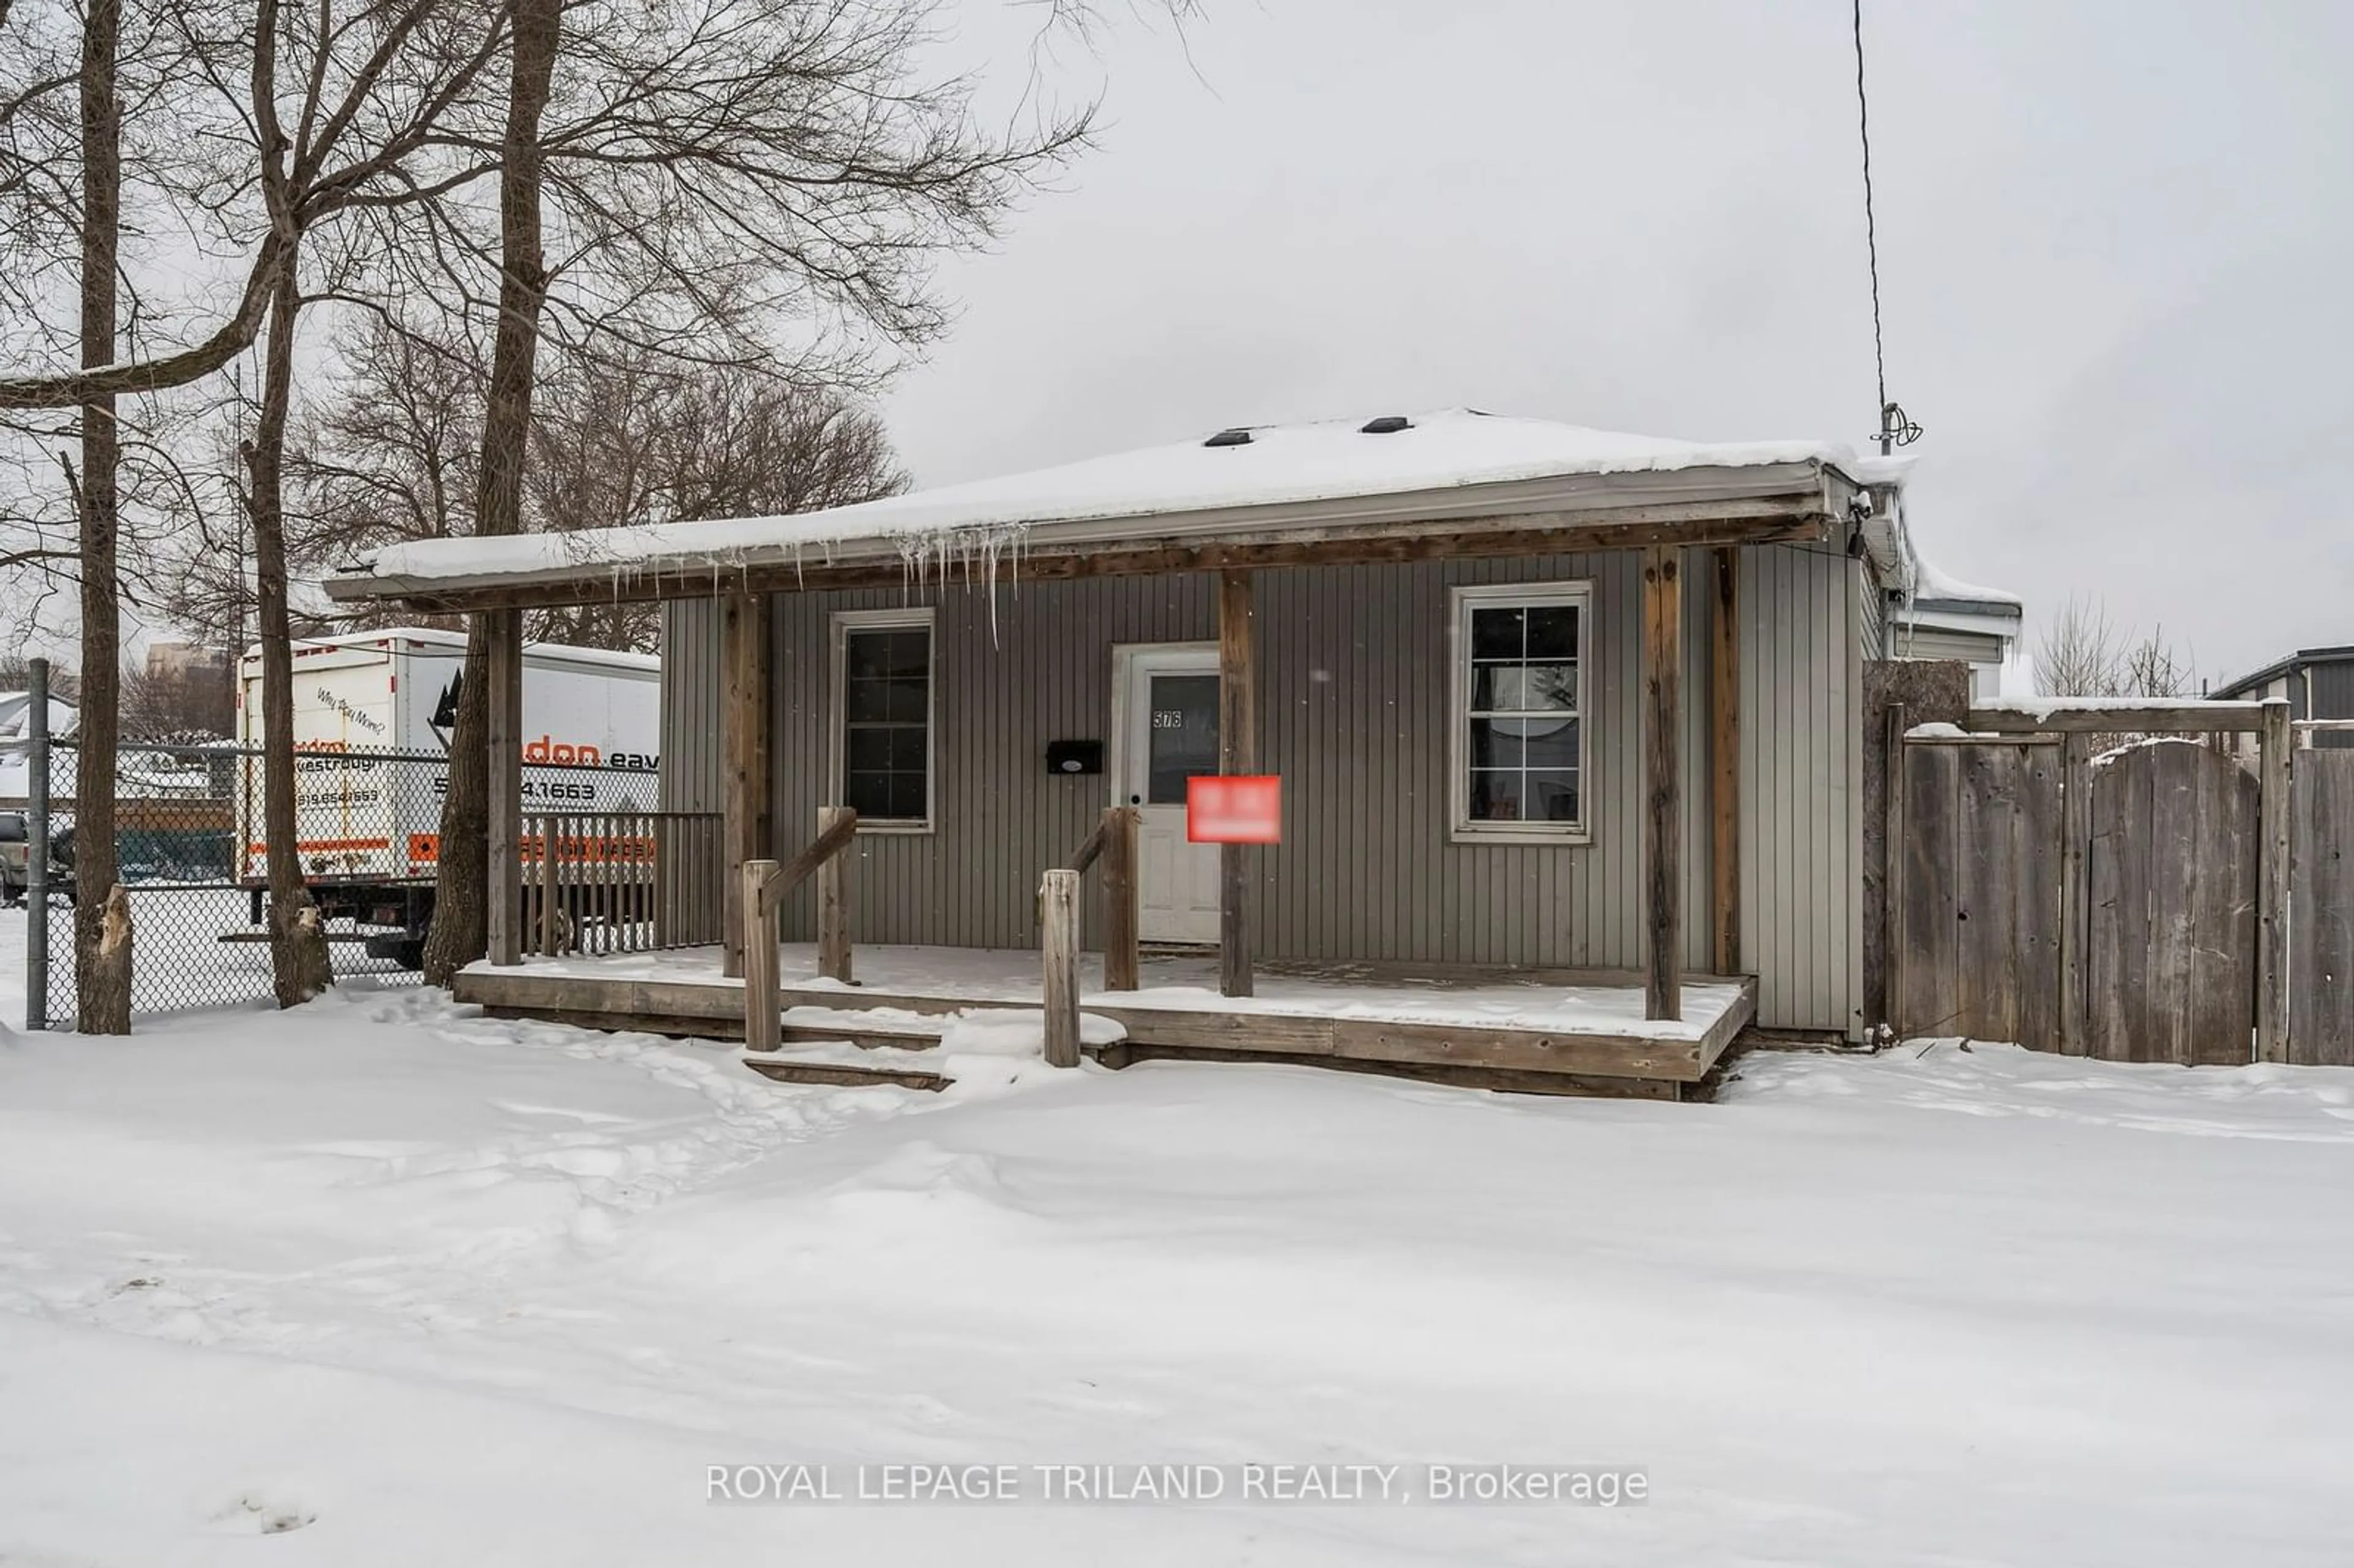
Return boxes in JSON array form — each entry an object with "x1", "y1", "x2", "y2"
[{"x1": 1186, "y1": 775, "x2": 1282, "y2": 843}]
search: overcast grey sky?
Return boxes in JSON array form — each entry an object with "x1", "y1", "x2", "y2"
[{"x1": 888, "y1": 0, "x2": 2354, "y2": 685}]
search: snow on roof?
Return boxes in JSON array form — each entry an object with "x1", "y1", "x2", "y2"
[
  {"x1": 1887, "y1": 489, "x2": 2022, "y2": 616},
  {"x1": 237, "y1": 628, "x2": 658, "y2": 674},
  {"x1": 337, "y1": 408, "x2": 1864, "y2": 590},
  {"x1": 1910, "y1": 553, "x2": 2023, "y2": 612}
]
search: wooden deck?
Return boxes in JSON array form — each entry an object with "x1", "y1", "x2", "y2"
[{"x1": 456, "y1": 945, "x2": 1757, "y2": 1100}]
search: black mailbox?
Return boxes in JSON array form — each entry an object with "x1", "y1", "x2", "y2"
[{"x1": 1046, "y1": 739, "x2": 1104, "y2": 776}]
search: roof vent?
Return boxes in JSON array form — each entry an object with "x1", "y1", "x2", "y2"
[
  {"x1": 1360, "y1": 415, "x2": 1412, "y2": 435},
  {"x1": 1203, "y1": 427, "x2": 1253, "y2": 448}
]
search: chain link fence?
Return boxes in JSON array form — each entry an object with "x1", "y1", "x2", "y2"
[{"x1": 10, "y1": 736, "x2": 656, "y2": 1029}]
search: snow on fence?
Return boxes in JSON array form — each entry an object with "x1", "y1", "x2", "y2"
[{"x1": 1889, "y1": 698, "x2": 2352, "y2": 1066}]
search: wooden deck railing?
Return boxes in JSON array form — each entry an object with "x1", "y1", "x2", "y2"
[
  {"x1": 525, "y1": 810, "x2": 722, "y2": 957},
  {"x1": 1040, "y1": 806, "x2": 1141, "y2": 1068},
  {"x1": 741, "y1": 807, "x2": 858, "y2": 1054}
]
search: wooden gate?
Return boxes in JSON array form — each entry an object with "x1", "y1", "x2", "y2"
[
  {"x1": 2083, "y1": 740, "x2": 2258, "y2": 1065},
  {"x1": 1891, "y1": 731, "x2": 2266, "y2": 1062},
  {"x1": 1891, "y1": 736, "x2": 2063, "y2": 1050},
  {"x1": 2290, "y1": 748, "x2": 2354, "y2": 1065}
]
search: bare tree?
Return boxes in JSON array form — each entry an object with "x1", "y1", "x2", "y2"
[
  {"x1": 2037, "y1": 593, "x2": 2201, "y2": 753},
  {"x1": 419, "y1": 0, "x2": 560, "y2": 985},
  {"x1": 188, "y1": 0, "x2": 509, "y2": 1005},
  {"x1": 2122, "y1": 628, "x2": 2194, "y2": 702},
  {"x1": 66, "y1": 0, "x2": 135, "y2": 1030},
  {"x1": 418, "y1": 0, "x2": 1095, "y2": 983},
  {"x1": 524, "y1": 360, "x2": 905, "y2": 650},
  {"x1": 2036, "y1": 595, "x2": 2126, "y2": 701},
  {"x1": 120, "y1": 655, "x2": 235, "y2": 739},
  {"x1": 281, "y1": 316, "x2": 904, "y2": 652},
  {"x1": 2038, "y1": 595, "x2": 2198, "y2": 701}
]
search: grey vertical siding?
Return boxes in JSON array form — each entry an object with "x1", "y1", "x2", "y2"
[
  {"x1": 1737, "y1": 542, "x2": 1864, "y2": 1037},
  {"x1": 1254, "y1": 553, "x2": 1644, "y2": 969},
  {"x1": 659, "y1": 598, "x2": 721, "y2": 812},
  {"x1": 655, "y1": 544, "x2": 1864, "y2": 1032},
  {"x1": 764, "y1": 574, "x2": 1218, "y2": 947},
  {"x1": 1857, "y1": 561, "x2": 1886, "y2": 661},
  {"x1": 2310, "y1": 660, "x2": 2354, "y2": 748}
]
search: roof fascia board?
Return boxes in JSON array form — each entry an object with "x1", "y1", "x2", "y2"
[{"x1": 328, "y1": 460, "x2": 1835, "y2": 606}]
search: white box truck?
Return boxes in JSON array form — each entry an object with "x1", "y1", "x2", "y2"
[{"x1": 235, "y1": 628, "x2": 660, "y2": 965}]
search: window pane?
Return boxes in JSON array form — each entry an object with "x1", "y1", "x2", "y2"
[
  {"x1": 1472, "y1": 662, "x2": 1577, "y2": 712},
  {"x1": 845, "y1": 632, "x2": 890, "y2": 680},
  {"x1": 1469, "y1": 716, "x2": 1508, "y2": 769},
  {"x1": 845, "y1": 727, "x2": 892, "y2": 772},
  {"x1": 889, "y1": 726, "x2": 928, "y2": 772},
  {"x1": 1469, "y1": 606, "x2": 1525, "y2": 661},
  {"x1": 842, "y1": 677, "x2": 876, "y2": 723},
  {"x1": 1525, "y1": 604, "x2": 1579, "y2": 660},
  {"x1": 1523, "y1": 769, "x2": 1580, "y2": 822},
  {"x1": 1511, "y1": 714, "x2": 1579, "y2": 770},
  {"x1": 844, "y1": 771, "x2": 893, "y2": 820},
  {"x1": 875, "y1": 674, "x2": 921, "y2": 723},
  {"x1": 1146, "y1": 672, "x2": 1220, "y2": 805},
  {"x1": 889, "y1": 769, "x2": 928, "y2": 821},
  {"x1": 1468, "y1": 769, "x2": 1525, "y2": 821}
]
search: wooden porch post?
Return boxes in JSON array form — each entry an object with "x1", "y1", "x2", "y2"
[
  {"x1": 1041, "y1": 867, "x2": 1082, "y2": 1067},
  {"x1": 1641, "y1": 547, "x2": 1683, "y2": 1021},
  {"x1": 742, "y1": 859, "x2": 780, "y2": 1054},
  {"x1": 1708, "y1": 546, "x2": 1740, "y2": 976},
  {"x1": 486, "y1": 607, "x2": 525, "y2": 966},
  {"x1": 718, "y1": 587, "x2": 771, "y2": 979},
  {"x1": 1218, "y1": 569, "x2": 1256, "y2": 998},
  {"x1": 816, "y1": 804, "x2": 853, "y2": 984}
]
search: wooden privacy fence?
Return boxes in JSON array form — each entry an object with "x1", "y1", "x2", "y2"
[
  {"x1": 525, "y1": 810, "x2": 723, "y2": 957},
  {"x1": 2291, "y1": 744, "x2": 2354, "y2": 1065},
  {"x1": 1891, "y1": 699, "x2": 2353, "y2": 1066}
]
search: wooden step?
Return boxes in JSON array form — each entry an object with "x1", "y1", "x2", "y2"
[
  {"x1": 775, "y1": 1018, "x2": 947, "y2": 1053},
  {"x1": 742, "y1": 1054, "x2": 950, "y2": 1092}
]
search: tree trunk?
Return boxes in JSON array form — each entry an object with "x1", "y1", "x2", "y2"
[
  {"x1": 421, "y1": 620, "x2": 489, "y2": 984},
  {"x1": 245, "y1": 256, "x2": 333, "y2": 1007},
  {"x1": 72, "y1": 0, "x2": 130, "y2": 1034},
  {"x1": 423, "y1": 0, "x2": 562, "y2": 987}
]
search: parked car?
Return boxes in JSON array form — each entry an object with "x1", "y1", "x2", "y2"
[{"x1": 0, "y1": 812, "x2": 74, "y2": 907}]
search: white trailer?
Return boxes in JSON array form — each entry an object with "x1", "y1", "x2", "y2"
[{"x1": 235, "y1": 628, "x2": 660, "y2": 962}]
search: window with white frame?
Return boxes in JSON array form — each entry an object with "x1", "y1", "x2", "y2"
[
  {"x1": 832, "y1": 607, "x2": 934, "y2": 829},
  {"x1": 1450, "y1": 582, "x2": 1590, "y2": 840}
]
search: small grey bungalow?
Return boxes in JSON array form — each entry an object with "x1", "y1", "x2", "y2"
[{"x1": 329, "y1": 408, "x2": 1921, "y2": 1098}]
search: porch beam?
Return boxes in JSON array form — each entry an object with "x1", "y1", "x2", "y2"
[
  {"x1": 1218, "y1": 568, "x2": 1256, "y2": 999},
  {"x1": 1708, "y1": 546, "x2": 1740, "y2": 975},
  {"x1": 1641, "y1": 546, "x2": 1683, "y2": 1022},
  {"x1": 718, "y1": 588, "x2": 769, "y2": 979},
  {"x1": 348, "y1": 507, "x2": 1834, "y2": 615},
  {"x1": 485, "y1": 607, "x2": 525, "y2": 966}
]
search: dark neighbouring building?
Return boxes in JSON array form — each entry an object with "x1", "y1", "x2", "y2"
[{"x1": 2214, "y1": 645, "x2": 2354, "y2": 749}]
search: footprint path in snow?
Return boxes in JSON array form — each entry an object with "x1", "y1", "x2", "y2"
[{"x1": 4, "y1": 989, "x2": 940, "y2": 1372}]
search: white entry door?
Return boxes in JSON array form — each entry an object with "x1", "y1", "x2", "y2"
[{"x1": 1114, "y1": 644, "x2": 1222, "y2": 943}]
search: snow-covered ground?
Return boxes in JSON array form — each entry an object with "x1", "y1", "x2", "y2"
[
  {"x1": 3, "y1": 894, "x2": 418, "y2": 1028},
  {"x1": 5, "y1": 985, "x2": 2353, "y2": 1565}
]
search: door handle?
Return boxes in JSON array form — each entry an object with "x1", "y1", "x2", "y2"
[{"x1": 1129, "y1": 794, "x2": 1142, "y2": 805}]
